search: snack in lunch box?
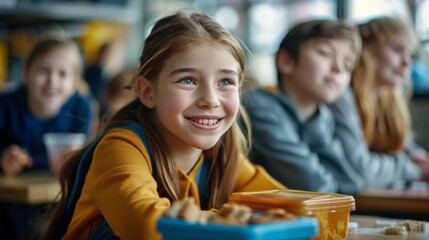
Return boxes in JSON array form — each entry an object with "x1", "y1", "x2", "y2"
[
  {"x1": 208, "y1": 203, "x2": 252, "y2": 225},
  {"x1": 249, "y1": 208, "x2": 296, "y2": 224},
  {"x1": 165, "y1": 197, "x2": 201, "y2": 223},
  {"x1": 384, "y1": 226, "x2": 408, "y2": 236},
  {"x1": 165, "y1": 200, "x2": 299, "y2": 226},
  {"x1": 398, "y1": 220, "x2": 426, "y2": 232}
]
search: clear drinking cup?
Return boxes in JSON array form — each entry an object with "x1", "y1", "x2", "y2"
[{"x1": 43, "y1": 132, "x2": 86, "y2": 173}]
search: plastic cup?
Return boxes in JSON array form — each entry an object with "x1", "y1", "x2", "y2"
[{"x1": 43, "y1": 132, "x2": 87, "y2": 173}]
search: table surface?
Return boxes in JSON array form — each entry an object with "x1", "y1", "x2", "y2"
[
  {"x1": 0, "y1": 171, "x2": 60, "y2": 204},
  {"x1": 1, "y1": 172, "x2": 428, "y2": 239},
  {"x1": 355, "y1": 183, "x2": 429, "y2": 214},
  {"x1": 347, "y1": 215, "x2": 428, "y2": 239}
]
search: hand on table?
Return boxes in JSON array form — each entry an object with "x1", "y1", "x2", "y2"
[
  {"x1": 410, "y1": 150, "x2": 429, "y2": 164},
  {"x1": 409, "y1": 151, "x2": 429, "y2": 181},
  {"x1": 418, "y1": 163, "x2": 429, "y2": 182},
  {"x1": 1, "y1": 144, "x2": 33, "y2": 176}
]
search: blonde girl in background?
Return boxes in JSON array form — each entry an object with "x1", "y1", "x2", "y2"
[
  {"x1": 0, "y1": 38, "x2": 95, "y2": 240},
  {"x1": 329, "y1": 17, "x2": 429, "y2": 188},
  {"x1": 43, "y1": 11, "x2": 285, "y2": 240},
  {"x1": 0, "y1": 38, "x2": 95, "y2": 175}
]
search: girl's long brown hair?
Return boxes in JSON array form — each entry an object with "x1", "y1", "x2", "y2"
[
  {"x1": 42, "y1": 11, "x2": 250, "y2": 239},
  {"x1": 352, "y1": 17, "x2": 416, "y2": 153}
]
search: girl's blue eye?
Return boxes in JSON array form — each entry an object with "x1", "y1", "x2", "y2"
[
  {"x1": 179, "y1": 78, "x2": 195, "y2": 85},
  {"x1": 219, "y1": 79, "x2": 233, "y2": 86}
]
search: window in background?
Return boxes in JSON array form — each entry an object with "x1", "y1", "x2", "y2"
[
  {"x1": 143, "y1": 0, "x2": 245, "y2": 41},
  {"x1": 142, "y1": 0, "x2": 195, "y2": 47},
  {"x1": 416, "y1": 0, "x2": 429, "y2": 40},
  {"x1": 348, "y1": 0, "x2": 412, "y2": 24},
  {"x1": 413, "y1": 0, "x2": 429, "y2": 95},
  {"x1": 249, "y1": 0, "x2": 335, "y2": 53},
  {"x1": 213, "y1": 0, "x2": 246, "y2": 43},
  {"x1": 248, "y1": 0, "x2": 335, "y2": 86}
]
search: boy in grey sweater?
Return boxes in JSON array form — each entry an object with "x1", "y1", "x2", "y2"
[{"x1": 242, "y1": 19, "x2": 364, "y2": 194}]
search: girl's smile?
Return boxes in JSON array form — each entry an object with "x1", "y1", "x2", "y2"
[{"x1": 187, "y1": 116, "x2": 223, "y2": 130}]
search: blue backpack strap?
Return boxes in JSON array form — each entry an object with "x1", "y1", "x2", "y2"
[
  {"x1": 56, "y1": 122, "x2": 155, "y2": 240},
  {"x1": 195, "y1": 157, "x2": 211, "y2": 209},
  {"x1": 87, "y1": 220, "x2": 115, "y2": 240}
]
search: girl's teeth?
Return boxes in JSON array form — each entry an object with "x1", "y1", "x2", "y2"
[{"x1": 194, "y1": 119, "x2": 218, "y2": 125}]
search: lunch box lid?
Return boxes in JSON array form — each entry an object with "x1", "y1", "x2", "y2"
[{"x1": 229, "y1": 189, "x2": 355, "y2": 213}]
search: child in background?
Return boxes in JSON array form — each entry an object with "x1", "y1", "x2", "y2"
[
  {"x1": 329, "y1": 17, "x2": 429, "y2": 187},
  {"x1": 242, "y1": 19, "x2": 364, "y2": 194},
  {"x1": 43, "y1": 11, "x2": 285, "y2": 240},
  {"x1": 99, "y1": 65, "x2": 138, "y2": 124},
  {"x1": 0, "y1": 38, "x2": 95, "y2": 175}
]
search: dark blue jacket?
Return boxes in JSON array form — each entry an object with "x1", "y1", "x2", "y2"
[{"x1": 0, "y1": 86, "x2": 94, "y2": 170}]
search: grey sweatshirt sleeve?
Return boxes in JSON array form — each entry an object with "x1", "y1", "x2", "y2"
[
  {"x1": 328, "y1": 88, "x2": 421, "y2": 188},
  {"x1": 405, "y1": 138, "x2": 427, "y2": 157},
  {"x1": 243, "y1": 90, "x2": 363, "y2": 194}
]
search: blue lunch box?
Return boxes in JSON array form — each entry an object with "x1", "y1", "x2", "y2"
[{"x1": 157, "y1": 216, "x2": 319, "y2": 240}]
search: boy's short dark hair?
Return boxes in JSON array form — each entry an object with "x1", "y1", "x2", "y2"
[{"x1": 276, "y1": 19, "x2": 361, "y2": 85}]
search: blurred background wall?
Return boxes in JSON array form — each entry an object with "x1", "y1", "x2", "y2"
[
  {"x1": 1, "y1": 0, "x2": 428, "y2": 87},
  {"x1": 1, "y1": 0, "x2": 429, "y2": 146}
]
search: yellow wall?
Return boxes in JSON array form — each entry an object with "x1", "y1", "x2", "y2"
[
  {"x1": 0, "y1": 40, "x2": 6, "y2": 89},
  {"x1": 79, "y1": 21, "x2": 128, "y2": 66}
]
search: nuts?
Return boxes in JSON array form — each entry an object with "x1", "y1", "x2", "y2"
[
  {"x1": 384, "y1": 219, "x2": 426, "y2": 236},
  {"x1": 398, "y1": 220, "x2": 426, "y2": 232},
  {"x1": 249, "y1": 208, "x2": 296, "y2": 224},
  {"x1": 384, "y1": 226, "x2": 408, "y2": 236},
  {"x1": 165, "y1": 197, "x2": 201, "y2": 223}
]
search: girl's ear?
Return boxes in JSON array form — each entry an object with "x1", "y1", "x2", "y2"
[
  {"x1": 135, "y1": 76, "x2": 156, "y2": 108},
  {"x1": 277, "y1": 49, "x2": 295, "y2": 75}
]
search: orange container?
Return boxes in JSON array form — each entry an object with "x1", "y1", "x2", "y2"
[{"x1": 229, "y1": 189, "x2": 355, "y2": 240}]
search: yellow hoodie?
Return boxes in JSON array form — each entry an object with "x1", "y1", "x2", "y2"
[{"x1": 64, "y1": 127, "x2": 285, "y2": 240}]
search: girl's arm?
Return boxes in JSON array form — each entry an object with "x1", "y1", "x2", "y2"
[{"x1": 234, "y1": 154, "x2": 286, "y2": 192}]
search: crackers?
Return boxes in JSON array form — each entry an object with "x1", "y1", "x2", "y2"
[
  {"x1": 165, "y1": 197, "x2": 201, "y2": 223},
  {"x1": 384, "y1": 219, "x2": 426, "y2": 236},
  {"x1": 398, "y1": 220, "x2": 426, "y2": 232},
  {"x1": 384, "y1": 226, "x2": 408, "y2": 236},
  {"x1": 165, "y1": 200, "x2": 297, "y2": 226}
]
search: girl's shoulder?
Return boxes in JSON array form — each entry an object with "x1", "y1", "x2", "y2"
[
  {"x1": 105, "y1": 123, "x2": 153, "y2": 159},
  {"x1": 104, "y1": 123, "x2": 146, "y2": 143},
  {"x1": 95, "y1": 123, "x2": 154, "y2": 171}
]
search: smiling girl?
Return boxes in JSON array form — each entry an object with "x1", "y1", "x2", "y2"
[{"x1": 43, "y1": 11, "x2": 285, "y2": 240}]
